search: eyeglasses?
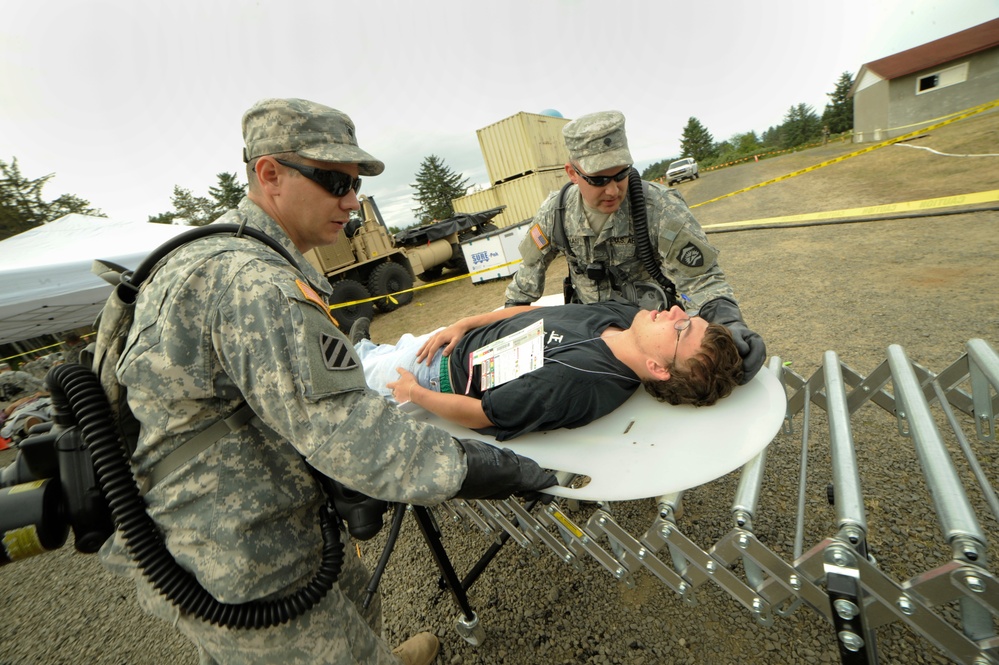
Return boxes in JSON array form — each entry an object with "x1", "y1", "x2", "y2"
[
  {"x1": 274, "y1": 158, "x2": 362, "y2": 197},
  {"x1": 571, "y1": 163, "x2": 632, "y2": 188},
  {"x1": 670, "y1": 317, "x2": 692, "y2": 368}
]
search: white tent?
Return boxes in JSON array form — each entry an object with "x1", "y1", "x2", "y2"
[{"x1": 0, "y1": 214, "x2": 189, "y2": 345}]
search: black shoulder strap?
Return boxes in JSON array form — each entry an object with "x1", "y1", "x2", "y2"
[
  {"x1": 123, "y1": 223, "x2": 299, "y2": 296},
  {"x1": 552, "y1": 182, "x2": 574, "y2": 258}
]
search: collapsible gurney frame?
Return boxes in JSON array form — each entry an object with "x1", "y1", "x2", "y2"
[{"x1": 403, "y1": 338, "x2": 999, "y2": 664}]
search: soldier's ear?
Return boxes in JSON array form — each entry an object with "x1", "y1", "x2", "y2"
[
  {"x1": 565, "y1": 162, "x2": 579, "y2": 184},
  {"x1": 254, "y1": 156, "x2": 282, "y2": 194}
]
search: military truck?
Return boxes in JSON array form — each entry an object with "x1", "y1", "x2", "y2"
[{"x1": 303, "y1": 196, "x2": 505, "y2": 332}]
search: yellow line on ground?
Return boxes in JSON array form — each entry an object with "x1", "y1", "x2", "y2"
[
  {"x1": 690, "y1": 99, "x2": 999, "y2": 210},
  {"x1": 702, "y1": 190, "x2": 999, "y2": 230}
]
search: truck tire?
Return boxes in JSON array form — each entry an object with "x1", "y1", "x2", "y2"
[
  {"x1": 444, "y1": 252, "x2": 468, "y2": 275},
  {"x1": 368, "y1": 262, "x2": 414, "y2": 313},
  {"x1": 417, "y1": 266, "x2": 444, "y2": 282},
  {"x1": 329, "y1": 279, "x2": 375, "y2": 333}
]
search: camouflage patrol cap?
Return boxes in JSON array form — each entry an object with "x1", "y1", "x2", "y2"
[
  {"x1": 563, "y1": 110, "x2": 633, "y2": 174},
  {"x1": 242, "y1": 98, "x2": 385, "y2": 176}
]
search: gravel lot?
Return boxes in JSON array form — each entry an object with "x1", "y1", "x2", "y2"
[{"x1": 2, "y1": 111, "x2": 997, "y2": 664}]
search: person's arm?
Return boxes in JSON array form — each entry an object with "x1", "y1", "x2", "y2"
[
  {"x1": 504, "y1": 194, "x2": 561, "y2": 306},
  {"x1": 415, "y1": 305, "x2": 537, "y2": 365},
  {"x1": 388, "y1": 368, "x2": 493, "y2": 430}
]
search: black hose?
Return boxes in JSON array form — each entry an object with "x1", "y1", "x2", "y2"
[
  {"x1": 362, "y1": 503, "x2": 407, "y2": 610},
  {"x1": 628, "y1": 169, "x2": 680, "y2": 310},
  {"x1": 47, "y1": 363, "x2": 344, "y2": 629},
  {"x1": 124, "y1": 224, "x2": 298, "y2": 296}
]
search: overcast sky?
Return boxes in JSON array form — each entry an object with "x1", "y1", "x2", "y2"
[{"x1": 2, "y1": 0, "x2": 997, "y2": 228}]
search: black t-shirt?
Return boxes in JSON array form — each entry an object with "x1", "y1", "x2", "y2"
[{"x1": 449, "y1": 301, "x2": 641, "y2": 440}]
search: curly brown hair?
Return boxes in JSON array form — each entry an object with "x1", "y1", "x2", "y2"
[{"x1": 641, "y1": 323, "x2": 744, "y2": 407}]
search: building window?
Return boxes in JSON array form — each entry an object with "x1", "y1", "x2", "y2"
[{"x1": 916, "y1": 62, "x2": 969, "y2": 95}]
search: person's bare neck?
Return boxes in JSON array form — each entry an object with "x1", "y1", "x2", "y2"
[{"x1": 601, "y1": 327, "x2": 647, "y2": 378}]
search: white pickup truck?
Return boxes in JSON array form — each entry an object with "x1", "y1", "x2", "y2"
[{"x1": 666, "y1": 157, "x2": 699, "y2": 186}]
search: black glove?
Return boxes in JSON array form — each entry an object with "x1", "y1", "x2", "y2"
[
  {"x1": 454, "y1": 438, "x2": 558, "y2": 501},
  {"x1": 505, "y1": 300, "x2": 532, "y2": 308},
  {"x1": 698, "y1": 297, "x2": 766, "y2": 384}
]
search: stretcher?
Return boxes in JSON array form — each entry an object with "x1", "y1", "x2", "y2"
[{"x1": 389, "y1": 333, "x2": 999, "y2": 664}]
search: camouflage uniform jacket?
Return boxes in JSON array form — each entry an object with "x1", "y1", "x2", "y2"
[
  {"x1": 505, "y1": 181, "x2": 735, "y2": 311},
  {"x1": 0, "y1": 370, "x2": 45, "y2": 408},
  {"x1": 107, "y1": 198, "x2": 466, "y2": 604}
]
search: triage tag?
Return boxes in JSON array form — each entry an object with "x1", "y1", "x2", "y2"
[{"x1": 469, "y1": 319, "x2": 545, "y2": 391}]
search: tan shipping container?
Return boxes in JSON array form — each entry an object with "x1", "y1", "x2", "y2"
[
  {"x1": 452, "y1": 168, "x2": 570, "y2": 229},
  {"x1": 451, "y1": 187, "x2": 500, "y2": 217},
  {"x1": 477, "y1": 112, "x2": 571, "y2": 185}
]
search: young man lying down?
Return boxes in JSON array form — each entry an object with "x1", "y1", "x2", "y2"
[{"x1": 353, "y1": 301, "x2": 743, "y2": 441}]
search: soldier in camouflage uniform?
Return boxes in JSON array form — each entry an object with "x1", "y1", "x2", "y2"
[
  {"x1": 61, "y1": 332, "x2": 86, "y2": 366},
  {"x1": 504, "y1": 111, "x2": 767, "y2": 382},
  {"x1": 99, "y1": 98, "x2": 556, "y2": 665},
  {"x1": 0, "y1": 363, "x2": 46, "y2": 416}
]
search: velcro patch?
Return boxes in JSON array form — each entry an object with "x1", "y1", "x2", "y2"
[
  {"x1": 530, "y1": 224, "x2": 549, "y2": 250},
  {"x1": 297, "y1": 279, "x2": 340, "y2": 328},
  {"x1": 677, "y1": 242, "x2": 704, "y2": 268},
  {"x1": 320, "y1": 332, "x2": 358, "y2": 370}
]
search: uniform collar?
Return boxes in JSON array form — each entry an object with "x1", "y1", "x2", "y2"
[{"x1": 223, "y1": 198, "x2": 333, "y2": 297}]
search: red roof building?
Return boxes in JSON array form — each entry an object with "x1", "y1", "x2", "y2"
[{"x1": 850, "y1": 18, "x2": 999, "y2": 141}]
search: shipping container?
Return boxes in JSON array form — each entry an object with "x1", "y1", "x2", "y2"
[
  {"x1": 452, "y1": 168, "x2": 570, "y2": 230},
  {"x1": 477, "y1": 112, "x2": 572, "y2": 185},
  {"x1": 451, "y1": 187, "x2": 500, "y2": 217}
]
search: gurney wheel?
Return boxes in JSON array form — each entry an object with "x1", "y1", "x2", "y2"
[{"x1": 454, "y1": 612, "x2": 485, "y2": 646}]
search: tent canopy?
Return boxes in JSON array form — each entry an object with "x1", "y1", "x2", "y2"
[{"x1": 0, "y1": 214, "x2": 189, "y2": 346}]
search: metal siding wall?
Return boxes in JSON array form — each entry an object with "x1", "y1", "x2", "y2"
[
  {"x1": 491, "y1": 169, "x2": 569, "y2": 228},
  {"x1": 477, "y1": 112, "x2": 571, "y2": 184}
]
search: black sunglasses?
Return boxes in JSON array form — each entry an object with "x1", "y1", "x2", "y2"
[
  {"x1": 571, "y1": 163, "x2": 632, "y2": 188},
  {"x1": 274, "y1": 158, "x2": 362, "y2": 197}
]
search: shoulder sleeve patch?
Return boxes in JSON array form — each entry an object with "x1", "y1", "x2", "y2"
[
  {"x1": 319, "y1": 332, "x2": 359, "y2": 370},
  {"x1": 296, "y1": 279, "x2": 340, "y2": 329}
]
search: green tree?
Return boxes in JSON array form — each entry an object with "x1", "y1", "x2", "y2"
[
  {"x1": 780, "y1": 103, "x2": 822, "y2": 148},
  {"x1": 149, "y1": 172, "x2": 246, "y2": 226},
  {"x1": 0, "y1": 157, "x2": 104, "y2": 240},
  {"x1": 679, "y1": 117, "x2": 716, "y2": 162},
  {"x1": 822, "y1": 71, "x2": 854, "y2": 134},
  {"x1": 411, "y1": 155, "x2": 469, "y2": 225},
  {"x1": 208, "y1": 172, "x2": 246, "y2": 214}
]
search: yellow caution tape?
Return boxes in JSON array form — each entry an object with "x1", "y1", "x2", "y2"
[
  {"x1": 702, "y1": 189, "x2": 999, "y2": 230},
  {"x1": 690, "y1": 98, "x2": 999, "y2": 210},
  {"x1": 329, "y1": 259, "x2": 523, "y2": 311}
]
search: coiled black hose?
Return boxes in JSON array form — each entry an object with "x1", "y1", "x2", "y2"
[
  {"x1": 47, "y1": 363, "x2": 344, "y2": 629},
  {"x1": 628, "y1": 168, "x2": 681, "y2": 310}
]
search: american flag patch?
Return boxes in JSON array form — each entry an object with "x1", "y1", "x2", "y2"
[
  {"x1": 297, "y1": 279, "x2": 340, "y2": 328},
  {"x1": 529, "y1": 224, "x2": 549, "y2": 250}
]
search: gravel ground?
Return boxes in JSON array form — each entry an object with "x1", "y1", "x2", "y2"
[{"x1": 2, "y1": 113, "x2": 997, "y2": 664}]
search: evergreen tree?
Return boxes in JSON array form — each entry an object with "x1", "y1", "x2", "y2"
[
  {"x1": 411, "y1": 155, "x2": 469, "y2": 225},
  {"x1": 679, "y1": 117, "x2": 717, "y2": 162},
  {"x1": 0, "y1": 157, "x2": 104, "y2": 241},
  {"x1": 149, "y1": 172, "x2": 246, "y2": 226},
  {"x1": 780, "y1": 103, "x2": 823, "y2": 148},
  {"x1": 208, "y1": 172, "x2": 246, "y2": 216},
  {"x1": 169, "y1": 185, "x2": 216, "y2": 226},
  {"x1": 822, "y1": 71, "x2": 854, "y2": 134}
]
